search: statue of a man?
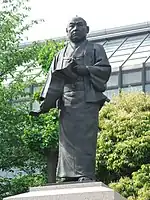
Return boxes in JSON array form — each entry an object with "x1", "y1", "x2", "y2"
[{"x1": 30, "y1": 16, "x2": 111, "y2": 182}]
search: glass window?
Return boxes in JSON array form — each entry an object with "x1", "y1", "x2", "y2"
[
  {"x1": 122, "y1": 64, "x2": 143, "y2": 70},
  {"x1": 120, "y1": 41, "x2": 141, "y2": 50},
  {"x1": 129, "y1": 51, "x2": 149, "y2": 60},
  {"x1": 104, "y1": 38, "x2": 125, "y2": 47},
  {"x1": 104, "y1": 38, "x2": 126, "y2": 56},
  {"x1": 145, "y1": 84, "x2": 150, "y2": 92},
  {"x1": 122, "y1": 58, "x2": 145, "y2": 70},
  {"x1": 120, "y1": 43, "x2": 138, "y2": 49},
  {"x1": 34, "y1": 73, "x2": 46, "y2": 83},
  {"x1": 118, "y1": 34, "x2": 146, "y2": 50},
  {"x1": 0, "y1": 168, "x2": 26, "y2": 178},
  {"x1": 146, "y1": 69, "x2": 150, "y2": 81},
  {"x1": 22, "y1": 87, "x2": 31, "y2": 98},
  {"x1": 110, "y1": 62, "x2": 122, "y2": 72},
  {"x1": 139, "y1": 35, "x2": 150, "y2": 47},
  {"x1": 106, "y1": 51, "x2": 114, "y2": 58},
  {"x1": 104, "y1": 88, "x2": 119, "y2": 99},
  {"x1": 32, "y1": 101, "x2": 40, "y2": 110},
  {"x1": 105, "y1": 47, "x2": 118, "y2": 54},
  {"x1": 136, "y1": 45, "x2": 150, "y2": 52},
  {"x1": 111, "y1": 48, "x2": 131, "y2": 56},
  {"x1": 122, "y1": 85, "x2": 142, "y2": 92},
  {"x1": 24, "y1": 67, "x2": 42, "y2": 76},
  {"x1": 107, "y1": 74, "x2": 118, "y2": 87},
  {"x1": 15, "y1": 64, "x2": 28, "y2": 72},
  {"x1": 110, "y1": 49, "x2": 131, "y2": 57},
  {"x1": 33, "y1": 85, "x2": 42, "y2": 93},
  {"x1": 96, "y1": 41, "x2": 106, "y2": 45},
  {"x1": 109, "y1": 54, "x2": 127, "y2": 63},
  {"x1": 13, "y1": 101, "x2": 31, "y2": 110},
  {"x1": 24, "y1": 87, "x2": 30, "y2": 93},
  {"x1": 145, "y1": 62, "x2": 150, "y2": 67},
  {"x1": 3, "y1": 77, "x2": 13, "y2": 85},
  {"x1": 126, "y1": 34, "x2": 147, "y2": 41},
  {"x1": 122, "y1": 71, "x2": 142, "y2": 85},
  {"x1": 145, "y1": 56, "x2": 150, "y2": 64},
  {"x1": 111, "y1": 47, "x2": 137, "y2": 66}
]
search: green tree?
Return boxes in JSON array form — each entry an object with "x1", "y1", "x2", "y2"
[
  {"x1": 38, "y1": 40, "x2": 64, "y2": 73},
  {"x1": 0, "y1": 0, "x2": 65, "y2": 198},
  {"x1": 0, "y1": 0, "x2": 42, "y2": 79},
  {"x1": 96, "y1": 92, "x2": 150, "y2": 199},
  {"x1": 0, "y1": 174, "x2": 46, "y2": 200},
  {"x1": 1, "y1": 0, "x2": 64, "y2": 185},
  {"x1": 23, "y1": 40, "x2": 64, "y2": 183},
  {"x1": 0, "y1": 0, "x2": 45, "y2": 186},
  {"x1": 110, "y1": 164, "x2": 150, "y2": 200}
]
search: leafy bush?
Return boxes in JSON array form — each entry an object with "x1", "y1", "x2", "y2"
[
  {"x1": 23, "y1": 108, "x2": 59, "y2": 154},
  {"x1": 38, "y1": 40, "x2": 64, "y2": 73},
  {"x1": 0, "y1": 174, "x2": 46, "y2": 200},
  {"x1": 96, "y1": 92, "x2": 150, "y2": 182},
  {"x1": 96, "y1": 92, "x2": 150, "y2": 199},
  {"x1": 109, "y1": 164, "x2": 150, "y2": 200}
]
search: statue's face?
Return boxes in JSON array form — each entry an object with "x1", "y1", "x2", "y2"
[{"x1": 66, "y1": 17, "x2": 89, "y2": 43}]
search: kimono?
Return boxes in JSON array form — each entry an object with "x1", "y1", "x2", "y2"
[{"x1": 39, "y1": 39, "x2": 111, "y2": 180}]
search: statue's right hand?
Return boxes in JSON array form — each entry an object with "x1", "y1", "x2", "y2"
[
  {"x1": 29, "y1": 110, "x2": 41, "y2": 117},
  {"x1": 66, "y1": 58, "x2": 77, "y2": 68},
  {"x1": 62, "y1": 58, "x2": 78, "y2": 81}
]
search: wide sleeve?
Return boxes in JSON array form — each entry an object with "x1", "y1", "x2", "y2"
[
  {"x1": 39, "y1": 53, "x2": 65, "y2": 113},
  {"x1": 87, "y1": 44, "x2": 111, "y2": 92},
  {"x1": 40, "y1": 54, "x2": 59, "y2": 101}
]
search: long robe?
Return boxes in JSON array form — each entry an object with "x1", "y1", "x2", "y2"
[{"x1": 39, "y1": 40, "x2": 111, "y2": 180}]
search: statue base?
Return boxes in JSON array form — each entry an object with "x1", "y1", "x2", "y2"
[{"x1": 3, "y1": 181, "x2": 126, "y2": 200}]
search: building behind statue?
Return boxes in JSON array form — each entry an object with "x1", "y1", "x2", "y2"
[
  {"x1": 24, "y1": 21, "x2": 150, "y2": 109},
  {"x1": 90, "y1": 21, "x2": 150, "y2": 99},
  {"x1": 1, "y1": 21, "x2": 150, "y2": 177}
]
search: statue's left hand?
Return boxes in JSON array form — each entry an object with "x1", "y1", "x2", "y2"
[{"x1": 72, "y1": 65, "x2": 89, "y2": 76}]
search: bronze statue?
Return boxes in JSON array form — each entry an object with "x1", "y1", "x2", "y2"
[{"x1": 30, "y1": 16, "x2": 111, "y2": 182}]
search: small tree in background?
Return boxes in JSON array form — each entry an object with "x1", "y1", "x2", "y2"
[
  {"x1": 0, "y1": 0, "x2": 43, "y2": 172},
  {"x1": 0, "y1": 0, "x2": 47, "y2": 199}
]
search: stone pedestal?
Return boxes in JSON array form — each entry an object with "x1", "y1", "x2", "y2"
[{"x1": 3, "y1": 182, "x2": 126, "y2": 200}]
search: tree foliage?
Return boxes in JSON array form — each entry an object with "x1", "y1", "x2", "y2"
[
  {"x1": 96, "y1": 92, "x2": 150, "y2": 199},
  {"x1": 0, "y1": 174, "x2": 46, "y2": 200},
  {"x1": 0, "y1": 0, "x2": 64, "y2": 191},
  {"x1": 24, "y1": 39, "x2": 64, "y2": 148},
  {"x1": 110, "y1": 164, "x2": 150, "y2": 200},
  {"x1": 38, "y1": 40, "x2": 64, "y2": 73},
  {"x1": 23, "y1": 108, "x2": 59, "y2": 154},
  {"x1": 23, "y1": 39, "x2": 64, "y2": 154},
  {"x1": 22, "y1": 40, "x2": 64, "y2": 183},
  {"x1": 0, "y1": 0, "x2": 42, "y2": 79},
  {"x1": 0, "y1": 0, "x2": 45, "y2": 161},
  {"x1": 0, "y1": 0, "x2": 47, "y2": 180}
]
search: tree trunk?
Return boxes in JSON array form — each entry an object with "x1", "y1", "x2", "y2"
[{"x1": 45, "y1": 149, "x2": 58, "y2": 183}]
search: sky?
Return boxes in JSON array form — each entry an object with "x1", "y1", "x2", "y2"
[{"x1": 26, "y1": 0, "x2": 150, "y2": 42}]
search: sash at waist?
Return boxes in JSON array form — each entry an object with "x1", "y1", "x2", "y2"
[{"x1": 64, "y1": 76, "x2": 84, "y2": 92}]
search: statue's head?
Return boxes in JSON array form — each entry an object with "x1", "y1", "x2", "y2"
[{"x1": 66, "y1": 16, "x2": 89, "y2": 43}]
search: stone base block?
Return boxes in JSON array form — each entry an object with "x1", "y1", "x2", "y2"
[{"x1": 4, "y1": 182, "x2": 126, "y2": 200}]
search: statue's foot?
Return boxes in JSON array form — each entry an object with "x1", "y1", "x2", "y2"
[
  {"x1": 78, "y1": 176, "x2": 94, "y2": 182},
  {"x1": 59, "y1": 177, "x2": 78, "y2": 183}
]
